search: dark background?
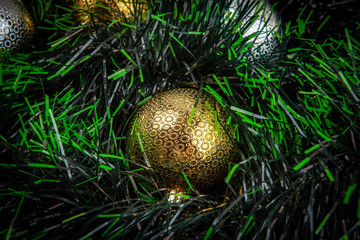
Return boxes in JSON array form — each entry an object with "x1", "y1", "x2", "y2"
[{"x1": 274, "y1": 0, "x2": 360, "y2": 40}]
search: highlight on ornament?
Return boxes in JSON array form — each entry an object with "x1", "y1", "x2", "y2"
[
  {"x1": 0, "y1": 0, "x2": 35, "y2": 53},
  {"x1": 230, "y1": 0, "x2": 281, "y2": 60},
  {"x1": 127, "y1": 88, "x2": 236, "y2": 194},
  {"x1": 66, "y1": 0, "x2": 147, "y2": 24}
]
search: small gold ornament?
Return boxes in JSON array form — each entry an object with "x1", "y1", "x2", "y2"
[
  {"x1": 230, "y1": 0, "x2": 281, "y2": 60},
  {"x1": 66, "y1": 0, "x2": 147, "y2": 24},
  {"x1": 127, "y1": 88, "x2": 235, "y2": 193},
  {"x1": 0, "y1": 0, "x2": 35, "y2": 53}
]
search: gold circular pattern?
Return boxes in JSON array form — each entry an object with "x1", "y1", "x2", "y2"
[{"x1": 127, "y1": 88, "x2": 235, "y2": 193}]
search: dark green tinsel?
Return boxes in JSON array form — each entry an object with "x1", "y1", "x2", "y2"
[{"x1": 1, "y1": 0, "x2": 360, "y2": 239}]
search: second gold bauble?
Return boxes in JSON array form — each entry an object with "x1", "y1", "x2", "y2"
[
  {"x1": 67, "y1": 0, "x2": 146, "y2": 23},
  {"x1": 127, "y1": 88, "x2": 235, "y2": 193}
]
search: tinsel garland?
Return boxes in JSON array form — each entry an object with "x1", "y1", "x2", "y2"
[{"x1": 0, "y1": 0, "x2": 359, "y2": 239}]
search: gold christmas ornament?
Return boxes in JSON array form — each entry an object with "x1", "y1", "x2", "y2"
[
  {"x1": 127, "y1": 88, "x2": 235, "y2": 193},
  {"x1": 0, "y1": 0, "x2": 35, "y2": 52},
  {"x1": 230, "y1": 0, "x2": 281, "y2": 60},
  {"x1": 66, "y1": 0, "x2": 147, "y2": 24}
]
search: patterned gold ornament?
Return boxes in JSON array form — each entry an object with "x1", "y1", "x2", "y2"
[
  {"x1": 127, "y1": 88, "x2": 235, "y2": 193},
  {"x1": 230, "y1": 0, "x2": 281, "y2": 60},
  {"x1": 66, "y1": 0, "x2": 147, "y2": 23},
  {"x1": 0, "y1": 0, "x2": 35, "y2": 52}
]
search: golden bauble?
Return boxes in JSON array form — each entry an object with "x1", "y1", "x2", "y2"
[
  {"x1": 127, "y1": 88, "x2": 235, "y2": 193},
  {"x1": 66, "y1": 0, "x2": 147, "y2": 23},
  {"x1": 0, "y1": 0, "x2": 35, "y2": 53}
]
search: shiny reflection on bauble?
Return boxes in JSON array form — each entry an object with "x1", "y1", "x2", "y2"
[{"x1": 230, "y1": 0, "x2": 281, "y2": 60}]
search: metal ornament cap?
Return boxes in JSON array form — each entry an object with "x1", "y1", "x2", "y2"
[
  {"x1": 168, "y1": 190, "x2": 185, "y2": 204},
  {"x1": 0, "y1": 0, "x2": 35, "y2": 52},
  {"x1": 127, "y1": 88, "x2": 236, "y2": 193}
]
